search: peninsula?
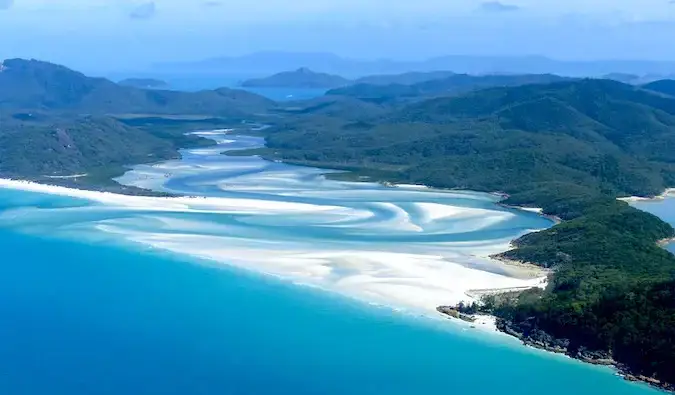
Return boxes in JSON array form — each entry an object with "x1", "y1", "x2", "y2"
[{"x1": 243, "y1": 78, "x2": 675, "y2": 391}]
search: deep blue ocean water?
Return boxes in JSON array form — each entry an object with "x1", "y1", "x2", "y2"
[{"x1": 0, "y1": 223, "x2": 659, "y2": 395}]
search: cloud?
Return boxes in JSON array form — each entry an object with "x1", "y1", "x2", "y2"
[
  {"x1": 0, "y1": 0, "x2": 13, "y2": 11},
  {"x1": 129, "y1": 2, "x2": 157, "y2": 19},
  {"x1": 480, "y1": 1, "x2": 521, "y2": 12}
]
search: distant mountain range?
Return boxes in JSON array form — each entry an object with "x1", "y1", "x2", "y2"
[
  {"x1": 240, "y1": 68, "x2": 572, "y2": 95},
  {"x1": 154, "y1": 51, "x2": 675, "y2": 78},
  {"x1": 239, "y1": 68, "x2": 463, "y2": 90},
  {"x1": 327, "y1": 73, "x2": 571, "y2": 103}
]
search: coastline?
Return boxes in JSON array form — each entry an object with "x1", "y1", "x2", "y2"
[
  {"x1": 497, "y1": 203, "x2": 562, "y2": 224},
  {"x1": 0, "y1": 130, "x2": 557, "y2": 336},
  {"x1": 434, "y1": 186, "x2": 675, "y2": 394},
  {"x1": 2, "y1": 129, "x2": 671, "y2": 392},
  {"x1": 0, "y1": 173, "x2": 551, "y2": 336},
  {"x1": 618, "y1": 188, "x2": 675, "y2": 203}
]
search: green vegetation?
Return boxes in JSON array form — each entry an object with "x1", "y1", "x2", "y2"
[
  {"x1": 643, "y1": 79, "x2": 675, "y2": 97},
  {"x1": 354, "y1": 71, "x2": 458, "y2": 86},
  {"x1": 327, "y1": 73, "x2": 570, "y2": 103},
  {"x1": 0, "y1": 58, "x2": 275, "y2": 116},
  {"x1": 0, "y1": 113, "x2": 221, "y2": 194},
  {"x1": 251, "y1": 78, "x2": 675, "y2": 388},
  {"x1": 0, "y1": 59, "x2": 275, "y2": 192}
]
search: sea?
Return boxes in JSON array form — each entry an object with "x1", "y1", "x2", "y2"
[
  {"x1": 631, "y1": 197, "x2": 675, "y2": 253},
  {"x1": 0, "y1": 133, "x2": 663, "y2": 394},
  {"x1": 105, "y1": 72, "x2": 328, "y2": 101}
]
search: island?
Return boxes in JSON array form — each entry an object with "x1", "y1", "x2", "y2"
[
  {"x1": 240, "y1": 67, "x2": 351, "y2": 89},
  {"x1": 2, "y1": 57, "x2": 675, "y2": 392}
]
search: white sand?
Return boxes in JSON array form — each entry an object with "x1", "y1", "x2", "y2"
[
  {"x1": 43, "y1": 174, "x2": 88, "y2": 179},
  {"x1": 517, "y1": 207, "x2": 544, "y2": 214},
  {"x1": 0, "y1": 179, "x2": 363, "y2": 217},
  {"x1": 393, "y1": 183, "x2": 431, "y2": 190},
  {"x1": 618, "y1": 188, "x2": 675, "y2": 202},
  {"x1": 0, "y1": 178, "x2": 550, "y2": 332}
]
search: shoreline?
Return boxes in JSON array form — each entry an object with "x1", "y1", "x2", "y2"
[
  {"x1": 437, "y1": 185, "x2": 675, "y2": 393},
  {"x1": 0, "y1": 172, "x2": 551, "y2": 336},
  {"x1": 618, "y1": 188, "x2": 675, "y2": 203},
  {"x1": 3, "y1": 130, "x2": 667, "y2": 391},
  {"x1": 497, "y1": 203, "x2": 562, "y2": 224},
  {"x1": 0, "y1": 131, "x2": 556, "y2": 335}
]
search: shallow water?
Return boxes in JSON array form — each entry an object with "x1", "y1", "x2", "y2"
[
  {"x1": 114, "y1": 133, "x2": 554, "y2": 309},
  {"x1": 631, "y1": 196, "x2": 675, "y2": 253},
  {"x1": 0, "y1": 132, "x2": 661, "y2": 394}
]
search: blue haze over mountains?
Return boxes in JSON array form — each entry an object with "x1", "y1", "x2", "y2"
[{"x1": 152, "y1": 52, "x2": 675, "y2": 78}]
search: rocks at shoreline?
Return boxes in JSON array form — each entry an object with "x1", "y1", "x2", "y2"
[
  {"x1": 494, "y1": 318, "x2": 674, "y2": 393},
  {"x1": 436, "y1": 306, "x2": 477, "y2": 323}
]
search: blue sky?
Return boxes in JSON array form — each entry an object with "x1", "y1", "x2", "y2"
[{"x1": 1, "y1": 0, "x2": 675, "y2": 71}]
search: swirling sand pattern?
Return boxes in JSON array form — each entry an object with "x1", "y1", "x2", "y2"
[{"x1": 0, "y1": 132, "x2": 553, "y2": 313}]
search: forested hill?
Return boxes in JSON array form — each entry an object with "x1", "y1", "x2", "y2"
[
  {"x1": 643, "y1": 79, "x2": 675, "y2": 97},
  {"x1": 326, "y1": 73, "x2": 570, "y2": 102},
  {"x1": 0, "y1": 59, "x2": 271, "y2": 191},
  {"x1": 265, "y1": 79, "x2": 675, "y2": 198},
  {"x1": 0, "y1": 58, "x2": 274, "y2": 116},
  {"x1": 252, "y1": 78, "x2": 675, "y2": 389},
  {"x1": 241, "y1": 68, "x2": 350, "y2": 89}
]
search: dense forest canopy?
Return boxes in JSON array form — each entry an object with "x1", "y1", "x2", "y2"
[{"x1": 0, "y1": 59, "x2": 274, "y2": 116}]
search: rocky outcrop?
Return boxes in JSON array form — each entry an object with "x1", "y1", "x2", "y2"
[
  {"x1": 495, "y1": 318, "x2": 674, "y2": 393},
  {"x1": 436, "y1": 306, "x2": 476, "y2": 323}
]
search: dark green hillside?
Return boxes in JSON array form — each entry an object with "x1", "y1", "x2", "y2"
[
  {"x1": 263, "y1": 80, "x2": 675, "y2": 198},
  {"x1": 327, "y1": 73, "x2": 569, "y2": 102},
  {"x1": 274, "y1": 96, "x2": 387, "y2": 120},
  {"x1": 241, "y1": 68, "x2": 350, "y2": 89},
  {"x1": 0, "y1": 59, "x2": 274, "y2": 116},
  {"x1": 643, "y1": 79, "x2": 675, "y2": 97},
  {"x1": 355, "y1": 71, "x2": 457, "y2": 85},
  {"x1": 0, "y1": 113, "x2": 213, "y2": 192}
]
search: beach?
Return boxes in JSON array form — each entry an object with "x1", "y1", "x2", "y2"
[
  {"x1": 0, "y1": 177, "x2": 549, "y2": 322},
  {"x1": 0, "y1": 133, "x2": 555, "y2": 328},
  {"x1": 0, "y1": 133, "x2": 664, "y2": 395}
]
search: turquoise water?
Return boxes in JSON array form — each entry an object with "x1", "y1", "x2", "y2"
[
  {"x1": 632, "y1": 197, "x2": 675, "y2": 253},
  {"x1": 0, "y1": 206, "x2": 659, "y2": 395},
  {"x1": 0, "y1": 134, "x2": 661, "y2": 394}
]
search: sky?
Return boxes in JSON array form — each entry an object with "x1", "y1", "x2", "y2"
[{"x1": 1, "y1": 0, "x2": 675, "y2": 71}]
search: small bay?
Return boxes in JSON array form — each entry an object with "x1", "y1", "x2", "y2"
[{"x1": 631, "y1": 196, "x2": 675, "y2": 253}]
